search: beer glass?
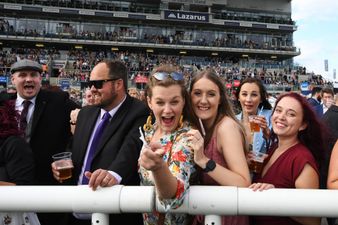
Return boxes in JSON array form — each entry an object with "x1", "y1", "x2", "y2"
[
  {"x1": 248, "y1": 151, "x2": 267, "y2": 174},
  {"x1": 249, "y1": 115, "x2": 260, "y2": 132},
  {"x1": 52, "y1": 152, "x2": 73, "y2": 181}
]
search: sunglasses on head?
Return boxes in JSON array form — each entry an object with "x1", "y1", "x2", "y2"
[
  {"x1": 152, "y1": 72, "x2": 184, "y2": 81},
  {"x1": 88, "y1": 78, "x2": 119, "y2": 89}
]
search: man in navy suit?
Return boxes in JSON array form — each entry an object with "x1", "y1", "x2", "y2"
[
  {"x1": 53, "y1": 60, "x2": 148, "y2": 225},
  {"x1": 307, "y1": 87, "x2": 323, "y2": 117}
]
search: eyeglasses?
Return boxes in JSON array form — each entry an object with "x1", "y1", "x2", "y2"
[
  {"x1": 152, "y1": 72, "x2": 184, "y2": 81},
  {"x1": 88, "y1": 78, "x2": 119, "y2": 89}
]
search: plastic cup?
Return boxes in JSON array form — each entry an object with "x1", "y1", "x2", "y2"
[
  {"x1": 248, "y1": 151, "x2": 267, "y2": 174},
  {"x1": 249, "y1": 115, "x2": 260, "y2": 132},
  {"x1": 52, "y1": 152, "x2": 74, "y2": 181}
]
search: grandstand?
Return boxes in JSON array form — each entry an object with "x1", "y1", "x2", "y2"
[
  {"x1": 1, "y1": 0, "x2": 326, "y2": 95},
  {"x1": 0, "y1": 0, "x2": 298, "y2": 67}
]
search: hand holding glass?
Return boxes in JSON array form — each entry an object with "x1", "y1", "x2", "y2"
[
  {"x1": 249, "y1": 115, "x2": 260, "y2": 132},
  {"x1": 52, "y1": 152, "x2": 74, "y2": 181}
]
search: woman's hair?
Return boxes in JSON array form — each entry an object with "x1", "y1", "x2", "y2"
[
  {"x1": 146, "y1": 64, "x2": 199, "y2": 128},
  {"x1": 235, "y1": 77, "x2": 272, "y2": 110},
  {"x1": 0, "y1": 97, "x2": 22, "y2": 139},
  {"x1": 189, "y1": 69, "x2": 247, "y2": 151},
  {"x1": 269, "y1": 92, "x2": 327, "y2": 167}
]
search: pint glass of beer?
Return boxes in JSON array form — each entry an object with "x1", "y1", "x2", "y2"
[
  {"x1": 248, "y1": 151, "x2": 267, "y2": 174},
  {"x1": 52, "y1": 152, "x2": 73, "y2": 181},
  {"x1": 248, "y1": 115, "x2": 260, "y2": 132}
]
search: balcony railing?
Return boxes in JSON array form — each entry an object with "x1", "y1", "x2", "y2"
[{"x1": 1, "y1": 185, "x2": 337, "y2": 225}]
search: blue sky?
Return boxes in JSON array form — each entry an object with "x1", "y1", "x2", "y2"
[{"x1": 292, "y1": 0, "x2": 338, "y2": 82}]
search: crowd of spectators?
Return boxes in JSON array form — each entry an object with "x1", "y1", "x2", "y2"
[
  {"x1": 214, "y1": 11, "x2": 294, "y2": 25},
  {"x1": 1, "y1": 47, "x2": 334, "y2": 99},
  {"x1": 1, "y1": 19, "x2": 295, "y2": 52},
  {"x1": 66, "y1": 51, "x2": 302, "y2": 89},
  {"x1": 2, "y1": 54, "x2": 337, "y2": 225}
]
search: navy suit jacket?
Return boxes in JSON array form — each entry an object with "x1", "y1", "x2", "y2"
[
  {"x1": 307, "y1": 97, "x2": 323, "y2": 117},
  {"x1": 70, "y1": 95, "x2": 148, "y2": 225},
  {"x1": 71, "y1": 95, "x2": 148, "y2": 185}
]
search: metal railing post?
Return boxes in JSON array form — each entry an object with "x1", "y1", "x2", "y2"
[
  {"x1": 204, "y1": 215, "x2": 222, "y2": 225},
  {"x1": 92, "y1": 213, "x2": 109, "y2": 225}
]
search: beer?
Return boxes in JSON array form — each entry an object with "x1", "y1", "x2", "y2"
[
  {"x1": 58, "y1": 165, "x2": 74, "y2": 180},
  {"x1": 248, "y1": 115, "x2": 260, "y2": 132},
  {"x1": 250, "y1": 121, "x2": 260, "y2": 132},
  {"x1": 248, "y1": 151, "x2": 267, "y2": 174},
  {"x1": 52, "y1": 152, "x2": 73, "y2": 181},
  {"x1": 249, "y1": 160, "x2": 264, "y2": 174}
]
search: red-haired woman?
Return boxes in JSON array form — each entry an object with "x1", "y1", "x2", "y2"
[
  {"x1": 249, "y1": 92, "x2": 326, "y2": 225},
  {"x1": 0, "y1": 94, "x2": 40, "y2": 225}
]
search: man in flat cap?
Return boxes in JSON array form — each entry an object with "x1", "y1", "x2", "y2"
[{"x1": 10, "y1": 59, "x2": 78, "y2": 225}]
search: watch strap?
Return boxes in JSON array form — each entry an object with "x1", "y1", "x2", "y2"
[{"x1": 203, "y1": 159, "x2": 216, "y2": 173}]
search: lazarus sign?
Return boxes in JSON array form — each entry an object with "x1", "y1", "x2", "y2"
[{"x1": 164, "y1": 10, "x2": 209, "y2": 23}]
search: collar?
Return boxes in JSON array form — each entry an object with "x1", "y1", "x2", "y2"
[
  {"x1": 99, "y1": 95, "x2": 127, "y2": 119},
  {"x1": 16, "y1": 93, "x2": 37, "y2": 106},
  {"x1": 311, "y1": 97, "x2": 320, "y2": 104}
]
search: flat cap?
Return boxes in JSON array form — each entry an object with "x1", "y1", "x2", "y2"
[{"x1": 10, "y1": 59, "x2": 43, "y2": 74}]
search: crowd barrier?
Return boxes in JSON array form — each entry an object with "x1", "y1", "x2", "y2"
[{"x1": 1, "y1": 185, "x2": 338, "y2": 225}]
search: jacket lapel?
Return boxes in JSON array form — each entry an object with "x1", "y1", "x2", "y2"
[
  {"x1": 30, "y1": 91, "x2": 47, "y2": 138},
  {"x1": 78, "y1": 108, "x2": 101, "y2": 162}
]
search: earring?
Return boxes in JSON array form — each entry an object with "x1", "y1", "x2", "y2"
[
  {"x1": 143, "y1": 113, "x2": 153, "y2": 132},
  {"x1": 178, "y1": 115, "x2": 184, "y2": 129}
]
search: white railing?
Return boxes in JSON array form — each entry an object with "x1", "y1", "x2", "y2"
[{"x1": 1, "y1": 185, "x2": 338, "y2": 225}]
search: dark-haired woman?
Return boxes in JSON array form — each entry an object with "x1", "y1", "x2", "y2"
[
  {"x1": 249, "y1": 92, "x2": 324, "y2": 225},
  {"x1": 0, "y1": 96, "x2": 40, "y2": 225},
  {"x1": 236, "y1": 78, "x2": 272, "y2": 154}
]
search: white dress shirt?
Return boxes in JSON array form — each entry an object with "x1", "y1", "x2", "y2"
[{"x1": 15, "y1": 94, "x2": 36, "y2": 124}]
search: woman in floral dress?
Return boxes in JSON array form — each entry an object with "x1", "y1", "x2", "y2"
[{"x1": 138, "y1": 65, "x2": 199, "y2": 225}]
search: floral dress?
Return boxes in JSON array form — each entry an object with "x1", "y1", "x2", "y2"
[{"x1": 138, "y1": 121, "x2": 196, "y2": 225}]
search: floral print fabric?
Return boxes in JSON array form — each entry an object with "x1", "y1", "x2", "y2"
[{"x1": 138, "y1": 121, "x2": 196, "y2": 225}]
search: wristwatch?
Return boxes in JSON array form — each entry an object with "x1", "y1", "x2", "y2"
[{"x1": 202, "y1": 159, "x2": 216, "y2": 173}]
